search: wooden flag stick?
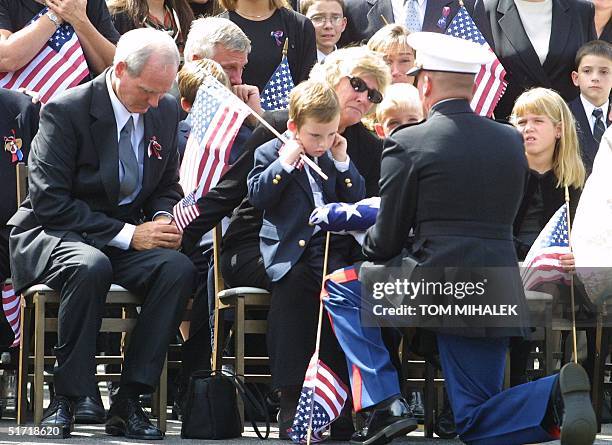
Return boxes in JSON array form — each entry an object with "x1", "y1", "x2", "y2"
[
  {"x1": 380, "y1": 14, "x2": 389, "y2": 25},
  {"x1": 565, "y1": 186, "x2": 578, "y2": 364},
  {"x1": 306, "y1": 231, "x2": 332, "y2": 445}
]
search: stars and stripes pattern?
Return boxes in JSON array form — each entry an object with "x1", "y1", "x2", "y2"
[
  {"x1": 290, "y1": 354, "x2": 349, "y2": 443},
  {"x1": 0, "y1": 8, "x2": 89, "y2": 104},
  {"x1": 2, "y1": 282, "x2": 20, "y2": 348},
  {"x1": 174, "y1": 75, "x2": 250, "y2": 231},
  {"x1": 309, "y1": 197, "x2": 380, "y2": 233},
  {"x1": 173, "y1": 191, "x2": 200, "y2": 233},
  {"x1": 260, "y1": 54, "x2": 294, "y2": 111},
  {"x1": 521, "y1": 205, "x2": 572, "y2": 291},
  {"x1": 445, "y1": 6, "x2": 507, "y2": 117}
]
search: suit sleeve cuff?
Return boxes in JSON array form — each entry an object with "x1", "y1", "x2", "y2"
[
  {"x1": 333, "y1": 154, "x2": 350, "y2": 172},
  {"x1": 152, "y1": 211, "x2": 174, "y2": 222},
  {"x1": 280, "y1": 160, "x2": 295, "y2": 173},
  {"x1": 107, "y1": 223, "x2": 136, "y2": 250}
]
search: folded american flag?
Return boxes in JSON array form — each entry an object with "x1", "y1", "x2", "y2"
[
  {"x1": 308, "y1": 197, "x2": 380, "y2": 233},
  {"x1": 174, "y1": 75, "x2": 251, "y2": 231},
  {"x1": 290, "y1": 354, "x2": 348, "y2": 443},
  {"x1": 521, "y1": 205, "x2": 571, "y2": 291},
  {"x1": 445, "y1": 6, "x2": 507, "y2": 117},
  {"x1": 2, "y1": 282, "x2": 20, "y2": 348},
  {"x1": 0, "y1": 8, "x2": 89, "y2": 103}
]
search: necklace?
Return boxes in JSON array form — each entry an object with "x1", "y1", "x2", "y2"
[{"x1": 234, "y1": 8, "x2": 274, "y2": 19}]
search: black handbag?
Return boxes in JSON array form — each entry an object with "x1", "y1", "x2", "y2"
[{"x1": 181, "y1": 369, "x2": 270, "y2": 440}]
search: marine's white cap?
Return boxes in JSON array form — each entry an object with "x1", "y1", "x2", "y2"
[{"x1": 406, "y1": 32, "x2": 493, "y2": 76}]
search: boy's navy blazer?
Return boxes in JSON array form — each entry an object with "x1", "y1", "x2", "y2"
[
  {"x1": 568, "y1": 97, "x2": 611, "y2": 176},
  {"x1": 247, "y1": 137, "x2": 366, "y2": 282}
]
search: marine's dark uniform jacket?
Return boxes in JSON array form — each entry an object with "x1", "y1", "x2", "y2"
[{"x1": 363, "y1": 98, "x2": 531, "y2": 337}]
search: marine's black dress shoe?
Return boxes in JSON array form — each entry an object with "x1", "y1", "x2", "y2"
[
  {"x1": 40, "y1": 395, "x2": 74, "y2": 438},
  {"x1": 407, "y1": 391, "x2": 425, "y2": 423},
  {"x1": 105, "y1": 397, "x2": 164, "y2": 440},
  {"x1": 74, "y1": 395, "x2": 106, "y2": 424},
  {"x1": 554, "y1": 363, "x2": 596, "y2": 445},
  {"x1": 350, "y1": 396, "x2": 417, "y2": 445}
]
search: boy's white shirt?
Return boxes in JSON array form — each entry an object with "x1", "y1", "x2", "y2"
[{"x1": 580, "y1": 94, "x2": 609, "y2": 134}]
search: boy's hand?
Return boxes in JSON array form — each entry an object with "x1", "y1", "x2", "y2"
[
  {"x1": 279, "y1": 139, "x2": 304, "y2": 167},
  {"x1": 330, "y1": 133, "x2": 348, "y2": 162}
]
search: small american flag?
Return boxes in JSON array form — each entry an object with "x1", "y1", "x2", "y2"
[
  {"x1": 0, "y1": 8, "x2": 89, "y2": 104},
  {"x1": 445, "y1": 6, "x2": 507, "y2": 117},
  {"x1": 260, "y1": 41, "x2": 295, "y2": 111},
  {"x1": 2, "y1": 282, "x2": 20, "y2": 348},
  {"x1": 290, "y1": 354, "x2": 348, "y2": 443},
  {"x1": 173, "y1": 191, "x2": 200, "y2": 233},
  {"x1": 174, "y1": 75, "x2": 250, "y2": 231},
  {"x1": 521, "y1": 205, "x2": 571, "y2": 291}
]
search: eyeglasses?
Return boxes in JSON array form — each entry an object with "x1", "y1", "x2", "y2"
[
  {"x1": 347, "y1": 76, "x2": 383, "y2": 104},
  {"x1": 309, "y1": 15, "x2": 344, "y2": 26}
]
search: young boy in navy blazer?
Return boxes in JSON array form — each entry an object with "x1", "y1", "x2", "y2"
[
  {"x1": 247, "y1": 79, "x2": 365, "y2": 436},
  {"x1": 248, "y1": 79, "x2": 365, "y2": 283},
  {"x1": 569, "y1": 40, "x2": 612, "y2": 175}
]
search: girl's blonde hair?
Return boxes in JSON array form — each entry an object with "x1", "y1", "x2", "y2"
[
  {"x1": 218, "y1": 0, "x2": 290, "y2": 11},
  {"x1": 511, "y1": 87, "x2": 585, "y2": 189},
  {"x1": 367, "y1": 24, "x2": 413, "y2": 55}
]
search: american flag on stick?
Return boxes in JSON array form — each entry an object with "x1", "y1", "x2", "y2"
[
  {"x1": 445, "y1": 4, "x2": 507, "y2": 117},
  {"x1": 0, "y1": 8, "x2": 89, "y2": 104},
  {"x1": 521, "y1": 205, "x2": 572, "y2": 291},
  {"x1": 2, "y1": 282, "x2": 20, "y2": 348},
  {"x1": 174, "y1": 75, "x2": 251, "y2": 231},
  {"x1": 290, "y1": 354, "x2": 348, "y2": 443}
]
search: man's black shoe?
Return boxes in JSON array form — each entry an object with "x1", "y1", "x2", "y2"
[
  {"x1": 407, "y1": 391, "x2": 425, "y2": 423},
  {"x1": 74, "y1": 395, "x2": 106, "y2": 424},
  {"x1": 105, "y1": 397, "x2": 164, "y2": 440},
  {"x1": 556, "y1": 363, "x2": 596, "y2": 445},
  {"x1": 40, "y1": 395, "x2": 74, "y2": 438},
  {"x1": 350, "y1": 397, "x2": 417, "y2": 445},
  {"x1": 434, "y1": 403, "x2": 457, "y2": 439}
]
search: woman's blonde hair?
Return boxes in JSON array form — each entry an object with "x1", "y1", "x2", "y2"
[
  {"x1": 511, "y1": 87, "x2": 585, "y2": 189},
  {"x1": 310, "y1": 46, "x2": 391, "y2": 98},
  {"x1": 218, "y1": 0, "x2": 290, "y2": 11},
  {"x1": 367, "y1": 24, "x2": 413, "y2": 55}
]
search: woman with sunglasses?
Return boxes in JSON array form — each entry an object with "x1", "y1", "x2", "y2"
[{"x1": 107, "y1": 0, "x2": 194, "y2": 56}]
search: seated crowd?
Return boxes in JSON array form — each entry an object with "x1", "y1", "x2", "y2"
[{"x1": 0, "y1": 0, "x2": 611, "y2": 443}]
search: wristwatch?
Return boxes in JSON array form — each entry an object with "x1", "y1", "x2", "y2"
[{"x1": 46, "y1": 11, "x2": 61, "y2": 28}]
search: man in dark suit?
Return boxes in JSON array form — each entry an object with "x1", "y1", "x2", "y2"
[
  {"x1": 8, "y1": 28, "x2": 196, "y2": 439},
  {"x1": 339, "y1": 0, "x2": 486, "y2": 47},
  {"x1": 483, "y1": 0, "x2": 596, "y2": 120},
  {"x1": 0, "y1": 88, "x2": 39, "y2": 348},
  {"x1": 322, "y1": 32, "x2": 597, "y2": 445}
]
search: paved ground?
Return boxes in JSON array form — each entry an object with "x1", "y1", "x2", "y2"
[
  {"x1": 2, "y1": 386, "x2": 612, "y2": 444},
  {"x1": 2, "y1": 413, "x2": 612, "y2": 444}
]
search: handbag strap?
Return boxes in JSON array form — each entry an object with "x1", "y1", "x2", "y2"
[{"x1": 190, "y1": 370, "x2": 271, "y2": 439}]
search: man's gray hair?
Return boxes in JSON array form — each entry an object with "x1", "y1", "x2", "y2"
[
  {"x1": 113, "y1": 28, "x2": 180, "y2": 76},
  {"x1": 184, "y1": 17, "x2": 251, "y2": 62}
]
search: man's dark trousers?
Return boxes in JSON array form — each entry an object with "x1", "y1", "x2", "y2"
[{"x1": 38, "y1": 232, "x2": 196, "y2": 398}]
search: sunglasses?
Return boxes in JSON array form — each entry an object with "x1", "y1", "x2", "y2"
[{"x1": 347, "y1": 75, "x2": 383, "y2": 104}]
